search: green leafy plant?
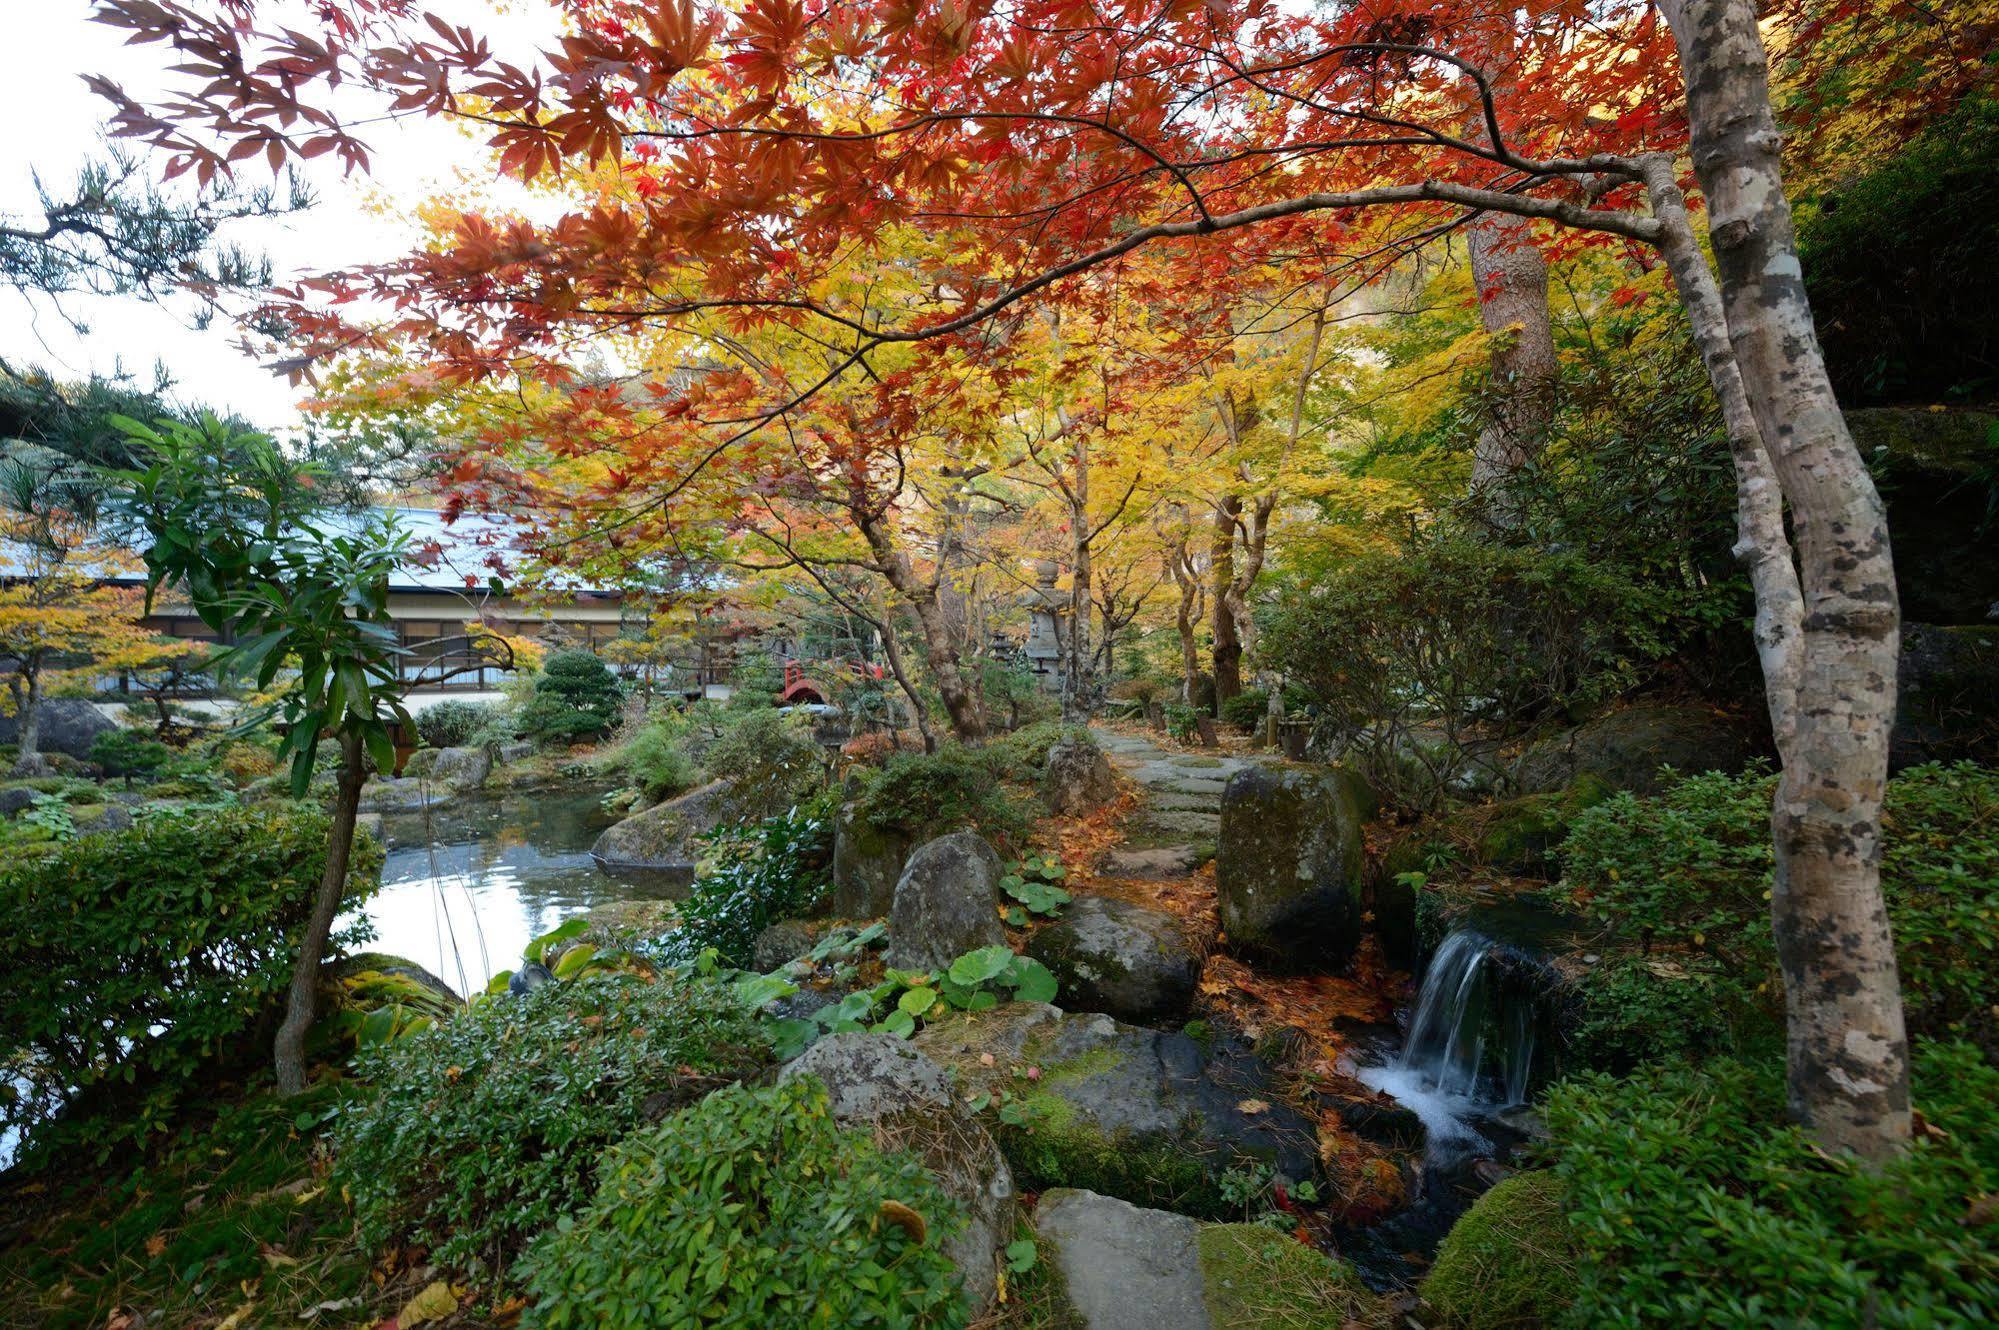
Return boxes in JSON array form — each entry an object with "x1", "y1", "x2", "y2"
[
  {"x1": 853, "y1": 743, "x2": 1032, "y2": 850},
  {"x1": 517, "y1": 1077, "x2": 967, "y2": 1329},
  {"x1": 1220, "y1": 688, "x2": 1271, "y2": 734},
  {"x1": 600, "y1": 711, "x2": 699, "y2": 804},
  {"x1": 1547, "y1": 1043, "x2": 1999, "y2": 1328},
  {"x1": 88, "y1": 727, "x2": 173, "y2": 784},
  {"x1": 0, "y1": 803, "x2": 381, "y2": 1165},
  {"x1": 413, "y1": 698, "x2": 498, "y2": 750},
  {"x1": 649, "y1": 808, "x2": 833, "y2": 970},
  {"x1": 22, "y1": 790, "x2": 75, "y2": 841},
  {"x1": 700, "y1": 705, "x2": 823, "y2": 816},
  {"x1": 333, "y1": 973, "x2": 771, "y2": 1282},
  {"x1": 518, "y1": 650, "x2": 625, "y2": 743},
  {"x1": 1000, "y1": 854, "x2": 1071, "y2": 926},
  {"x1": 1163, "y1": 702, "x2": 1201, "y2": 742}
]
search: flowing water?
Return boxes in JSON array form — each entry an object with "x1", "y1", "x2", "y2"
[{"x1": 348, "y1": 785, "x2": 685, "y2": 996}]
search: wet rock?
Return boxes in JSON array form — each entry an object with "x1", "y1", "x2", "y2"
[
  {"x1": 914, "y1": 1004, "x2": 1320, "y2": 1214},
  {"x1": 1319, "y1": 1092, "x2": 1426, "y2": 1152},
  {"x1": 590, "y1": 779, "x2": 738, "y2": 880},
  {"x1": 1214, "y1": 764, "x2": 1366, "y2": 970},
  {"x1": 831, "y1": 798, "x2": 913, "y2": 918},
  {"x1": 780, "y1": 1033, "x2": 1015, "y2": 1315},
  {"x1": 1045, "y1": 734, "x2": 1118, "y2": 816},
  {"x1": 1513, "y1": 702, "x2": 1757, "y2": 796},
  {"x1": 0, "y1": 698, "x2": 115, "y2": 761},
  {"x1": 1026, "y1": 896, "x2": 1199, "y2": 1024},
  {"x1": 1035, "y1": 1189, "x2": 1208, "y2": 1330},
  {"x1": 508, "y1": 961, "x2": 554, "y2": 995},
  {"x1": 752, "y1": 918, "x2": 819, "y2": 972},
  {"x1": 884, "y1": 831, "x2": 1007, "y2": 973},
  {"x1": 1894, "y1": 624, "x2": 1999, "y2": 768}
]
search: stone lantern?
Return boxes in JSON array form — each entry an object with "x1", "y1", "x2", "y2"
[{"x1": 1020, "y1": 559, "x2": 1071, "y2": 694}]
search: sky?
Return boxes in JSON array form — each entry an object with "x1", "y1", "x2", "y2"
[{"x1": 0, "y1": 3, "x2": 557, "y2": 432}]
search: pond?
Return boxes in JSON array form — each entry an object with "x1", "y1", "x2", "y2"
[{"x1": 348, "y1": 785, "x2": 684, "y2": 996}]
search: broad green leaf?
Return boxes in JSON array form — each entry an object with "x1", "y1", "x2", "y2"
[{"x1": 947, "y1": 945, "x2": 1014, "y2": 987}]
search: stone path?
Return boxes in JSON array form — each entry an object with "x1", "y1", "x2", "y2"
[{"x1": 1092, "y1": 728, "x2": 1266, "y2": 863}]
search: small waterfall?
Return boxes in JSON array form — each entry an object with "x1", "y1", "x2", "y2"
[{"x1": 1359, "y1": 926, "x2": 1546, "y2": 1160}]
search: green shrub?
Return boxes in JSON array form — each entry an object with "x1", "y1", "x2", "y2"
[
  {"x1": 1546, "y1": 1044, "x2": 1999, "y2": 1329},
  {"x1": 1220, "y1": 689, "x2": 1270, "y2": 733},
  {"x1": 1560, "y1": 762, "x2": 1999, "y2": 1067},
  {"x1": 517, "y1": 1077, "x2": 967, "y2": 1330},
  {"x1": 702, "y1": 706, "x2": 823, "y2": 816},
  {"x1": 88, "y1": 728, "x2": 173, "y2": 782},
  {"x1": 518, "y1": 650, "x2": 624, "y2": 743},
  {"x1": 333, "y1": 973, "x2": 771, "y2": 1280},
  {"x1": 726, "y1": 649, "x2": 785, "y2": 706},
  {"x1": 652, "y1": 808, "x2": 833, "y2": 969},
  {"x1": 0, "y1": 804, "x2": 382, "y2": 1164},
  {"x1": 1420, "y1": 1171, "x2": 1577, "y2": 1329},
  {"x1": 854, "y1": 743, "x2": 1031, "y2": 849},
  {"x1": 602, "y1": 712, "x2": 700, "y2": 803},
  {"x1": 414, "y1": 698, "x2": 498, "y2": 750},
  {"x1": 992, "y1": 719, "x2": 1087, "y2": 779}
]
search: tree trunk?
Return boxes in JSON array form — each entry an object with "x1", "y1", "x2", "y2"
[
  {"x1": 8, "y1": 669, "x2": 47, "y2": 777},
  {"x1": 1660, "y1": 0, "x2": 1909, "y2": 1159},
  {"x1": 860, "y1": 511, "x2": 987, "y2": 744},
  {"x1": 878, "y1": 616, "x2": 937, "y2": 754},
  {"x1": 1064, "y1": 444, "x2": 1094, "y2": 722},
  {"x1": 1210, "y1": 496, "x2": 1242, "y2": 707},
  {"x1": 274, "y1": 729, "x2": 366, "y2": 1095},
  {"x1": 1466, "y1": 211, "x2": 1558, "y2": 528}
]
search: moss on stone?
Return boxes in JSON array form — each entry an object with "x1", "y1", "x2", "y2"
[
  {"x1": 1197, "y1": 1224, "x2": 1384, "y2": 1329},
  {"x1": 1420, "y1": 1170, "x2": 1578, "y2": 1330},
  {"x1": 998, "y1": 1114, "x2": 1224, "y2": 1216}
]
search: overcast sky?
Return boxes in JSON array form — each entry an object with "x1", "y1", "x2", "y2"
[{"x1": 0, "y1": 3, "x2": 557, "y2": 432}]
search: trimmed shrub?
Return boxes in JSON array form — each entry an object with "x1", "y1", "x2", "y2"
[
  {"x1": 1420, "y1": 1171, "x2": 1577, "y2": 1329},
  {"x1": 853, "y1": 743, "x2": 1031, "y2": 850},
  {"x1": 1546, "y1": 1044, "x2": 1999, "y2": 1329},
  {"x1": 88, "y1": 728, "x2": 173, "y2": 782},
  {"x1": 517, "y1": 1077, "x2": 967, "y2": 1330},
  {"x1": 702, "y1": 706, "x2": 823, "y2": 817},
  {"x1": 0, "y1": 804, "x2": 382, "y2": 1164},
  {"x1": 1220, "y1": 689, "x2": 1271, "y2": 734},
  {"x1": 1560, "y1": 762, "x2": 1999, "y2": 1067},
  {"x1": 332, "y1": 973, "x2": 771, "y2": 1280},
  {"x1": 414, "y1": 698, "x2": 498, "y2": 750},
  {"x1": 518, "y1": 650, "x2": 624, "y2": 743}
]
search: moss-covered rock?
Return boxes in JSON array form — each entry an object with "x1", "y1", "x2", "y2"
[
  {"x1": 1474, "y1": 774, "x2": 1613, "y2": 877},
  {"x1": 589, "y1": 778, "x2": 737, "y2": 879},
  {"x1": 1513, "y1": 703, "x2": 1756, "y2": 797},
  {"x1": 1198, "y1": 1223, "x2": 1383, "y2": 1329},
  {"x1": 1214, "y1": 763, "x2": 1366, "y2": 970},
  {"x1": 914, "y1": 1004, "x2": 1319, "y2": 1217},
  {"x1": 1420, "y1": 1170, "x2": 1578, "y2": 1330},
  {"x1": 1024, "y1": 895, "x2": 1200, "y2": 1024},
  {"x1": 831, "y1": 797, "x2": 914, "y2": 917}
]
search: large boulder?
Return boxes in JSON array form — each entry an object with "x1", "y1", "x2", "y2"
[
  {"x1": 885, "y1": 831, "x2": 1007, "y2": 972},
  {"x1": 1849, "y1": 407, "x2": 1999, "y2": 626},
  {"x1": 1044, "y1": 734, "x2": 1118, "y2": 816},
  {"x1": 590, "y1": 779, "x2": 737, "y2": 881},
  {"x1": 1036, "y1": 1189, "x2": 1209, "y2": 1330},
  {"x1": 1214, "y1": 764, "x2": 1366, "y2": 970},
  {"x1": 831, "y1": 798, "x2": 914, "y2": 918},
  {"x1": 1894, "y1": 624, "x2": 1999, "y2": 769},
  {"x1": 752, "y1": 918, "x2": 819, "y2": 972},
  {"x1": 0, "y1": 698, "x2": 115, "y2": 761},
  {"x1": 1026, "y1": 896, "x2": 1199, "y2": 1025},
  {"x1": 914, "y1": 1004, "x2": 1320, "y2": 1215},
  {"x1": 403, "y1": 744, "x2": 492, "y2": 788},
  {"x1": 779, "y1": 1033, "x2": 1015, "y2": 1315},
  {"x1": 1513, "y1": 702, "x2": 1757, "y2": 797},
  {"x1": 326, "y1": 950, "x2": 462, "y2": 1005}
]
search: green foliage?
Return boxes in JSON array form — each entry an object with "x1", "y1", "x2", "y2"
[
  {"x1": 1546, "y1": 1045, "x2": 1999, "y2": 1329},
  {"x1": 993, "y1": 719, "x2": 1086, "y2": 779},
  {"x1": 88, "y1": 727, "x2": 173, "y2": 781},
  {"x1": 727, "y1": 649, "x2": 786, "y2": 705},
  {"x1": 1560, "y1": 762, "x2": 1999, "y2": 1067},
  {"x1": 0, "y1": 803, "x2": 381, "y2": 1165},
  {"x1": 1420, "y1": 1171, "x2": 1577, "y2": 1330},
  {"x1": 1163, "y1": 703, "x2": 1201, "y2": 741},
  {"x1": 518, "y1": 650, "x2": 625, "y2": 743},
  {"x1": 1198, "y1": 1223, "x2": 1380, "y2": 1330},
  {"x1": 1262, "y1": 533, "x2": 1682, "y2": 814},
  {"x1": 853, "y1": 743, "x2": 1032, "y2": 850},
  {"x1": 414, "y1": 698, "x2": 498, "y2": 750},
  {"x1": 333, "y1": 973, "x2": 772, "y2": 1280},
  {"x1": 652, "y1": 808, "x2": 833, "y2": 969},
  {"x1": 1219, "y1": 689, "x2": 1270, "y2": 733},
  {"x1": 1799, "y1": 96, "x2": 1999, "y2": 405},
  {"x1": 1000, "y1": 854, "x2": 1071, "y2": 926},
  {"x1": 702, "y1": 705, "x2": 823, "y2": 816},
  {"x1": 517, "y1": 1077, "x2": 967, "y2": 1329},
  {"x1": 601, "y1": 710, "x2": 701, "y2": 804}
]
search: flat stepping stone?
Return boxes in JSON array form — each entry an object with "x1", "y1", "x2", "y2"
[
  {"x1": 1037, "y1": 1190, "x2": 1210, "y2": 1330},
  {"x1": 1150, "y1": 791, "x2": 1222, "y2": 813},
  {"x1": 1098, "y1": 845, "x2": 1205, "y2": 879},
  {"x1": 1141, "y1": 810, "x2": 1222, "y2": 838}
]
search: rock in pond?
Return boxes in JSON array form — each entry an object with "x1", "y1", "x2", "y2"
[
  {"x1": 780, "y1": 1033, "x2": 1015, "y2": 1315},
  {"x1": 590, "y1": 779, "x2": 737, "y2": 882},
  {"x1": 326, "y1": 951, "x2": 462, "y2": 1006},
  {"x1": 914, "y1": 1003, "x2": 1319, "y2": 1215},
  {"x1": 1045, "y1": 734, "x2": 1118, "y2": 816},
  {"x1": 831, "y1": 798, "x2": 914, "y2": 918},
  {"x1": 1214, "y1": 764, "x2": 1366, "y2": 970},
  {"x1": 1026, "y1": 896, "x2": 1199, "y2": 1024},
  {"x1": 1512, "y1": 701, "x2": 1757, "y2": 796},
  {"x1": 402, "y1": 744, "x2": 492, "y2": 788},
  {"x1": 885, "y1": 831, "x2": 1008, "y2": 973}
]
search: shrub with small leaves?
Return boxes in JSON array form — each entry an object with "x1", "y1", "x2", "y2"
[
  {"x1": 518, "y1": 650, "x2": 625, "y2": 743},
  {"x1": 649, "y1": 807, "x2": 832, "y2": 970},
  {"x1": 414, "y1": 698, "x2": 498, "y2": 750},
  {"x1": 88, "y1": 728, "x2": 173, "y2": 783},
  {"x1": 332, "y1": 973, "x2": 772, "y2": 1281},
  {"x1": 518, "y1": 1076, "x2": 967, "y2": 1329},
  {"x1": 1219, "y1": 689, "x2": 1271, "y2": 734},
  {"x1": 853, "y1": 743, "x2": 1031, "y2": 851}
]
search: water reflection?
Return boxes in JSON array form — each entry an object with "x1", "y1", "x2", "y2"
[{"x1": 347, "y1": 786, "x2": 685, "y2": 996}]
